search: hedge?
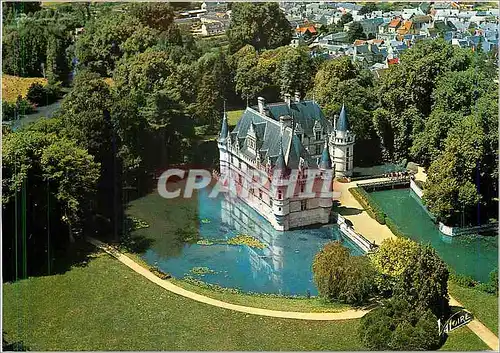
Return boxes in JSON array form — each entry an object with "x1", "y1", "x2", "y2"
[{"x1": 349, "y1": 187, "x2": 386, "y2": 224}]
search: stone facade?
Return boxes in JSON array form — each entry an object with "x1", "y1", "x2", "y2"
[{"x1": 218, "y1": 95, "x2": 355, "y2": 231}]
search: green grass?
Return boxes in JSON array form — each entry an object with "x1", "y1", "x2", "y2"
[
  {"x1": 170, "y1": 278, "x2": 352, "y2": 313},
  {"x1": 227, "y1": 109, "x2": 245, "y2": 127},
  {"x1": 3, "y1": 253, "x2": 366, "y2": 351},
  {"x1": 449, "y1": 281, "x2": 498, "y2": 335},
  {"x1": 2, "y1": 74, "x2": 47, "y2": 103},
  {"x1": 440, "y1": 326, "x2": 490, "y2": 351}
]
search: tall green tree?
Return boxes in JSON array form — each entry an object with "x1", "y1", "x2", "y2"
[
  {"x1": 347, "y1": 22, "x2": 366, "y2": 43},
  {"x1": 228, "y1": 2, "x2": 292, "y2": 53}
]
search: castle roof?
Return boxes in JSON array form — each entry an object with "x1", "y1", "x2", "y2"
[
  {"x1": 219, "y1": 112, "x2": 228, "y2": 140},
  {"x1": 254, "y1": 100, "x2": 330, "y2": 138},
  {"x1": 319, "y1": 142, "x2": 331, "y2": 169},
  {"x1": 336, "y1": 104, "x2": 349, "y2": 132},
  {"x1": 230, "y1": 105, "x2": 321, "y2": 169}
]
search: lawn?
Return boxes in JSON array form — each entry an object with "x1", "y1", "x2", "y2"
[
  {"x1": 173, "y1": 276, "x2": 352, "y2": 313},
  {"x1": 449, "y1": 281, "x2": 498, "y2": 335},
  {"x1": 2, "y1": 249, "x2": 489, "y2": 351},
  {"x1": 3, "y1": 252, "x2": 365, "y2": 351},
  {"x1": 2, "y1": 74, "x2": 47, "y2": 103},
  {"x1": 440, "y1": 326, "x2": 490, "y2": 351},
  {"x1": 227, "y1": 109, "x2": 245, "y2": 127}
]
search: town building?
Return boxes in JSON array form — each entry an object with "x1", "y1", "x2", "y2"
[{"x1": 217, "y1": 95, "x2": 355, "y2": 231}]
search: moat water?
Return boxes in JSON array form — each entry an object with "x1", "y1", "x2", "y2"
[
  {"x1": 370, "y1": 188, "x2": 498, "y2": 283},
  {"x1": 142, "y1": 189, "x2": 363, "y2": 296}
]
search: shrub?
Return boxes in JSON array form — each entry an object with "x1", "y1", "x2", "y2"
[
  {"x1": 395, "y1": 245, "x2": 450, "y2": 318},
  {"x1": 349, "y1": 187, "x2": 386, "y2": 224},
  {"x1": 2, "y1": 97, "x2": 35, "y2": 120},
  {"x1": 384, "y1": 216, "x2": 407, "y2": 238},
  {"x1": 370, "y1": 237, "x2": 420, "y2": 295},
  {"x1": 313, "y1": 241, "x2": 376, "y2": 305},
  {"x1": 26, "y1": 82, "x2": 60, "y2": 106},
  {"x1": 359, "y1": 297, "x2": 441, "y2": 351}
]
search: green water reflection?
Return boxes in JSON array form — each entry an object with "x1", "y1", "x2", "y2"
[{"x1": 369, "y1": 188, "x2": 498, "y2": 283}]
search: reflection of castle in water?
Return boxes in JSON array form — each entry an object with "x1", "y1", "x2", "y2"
[{"x1": 220, "y1": 195, "x2": 286, "y2": 288}]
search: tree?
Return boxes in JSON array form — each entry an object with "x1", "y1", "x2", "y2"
[
  {"x1": 228, "y1": 2, "x2": 292, "y2": 53},
  {"x1": 359, "y1": 3, "x2": 378, "y2": 15},
  {"x1": 359, "y1": 298, "x2": 441, "y2": 350},
  {"x1": 2, "y1": 18, "x2": 48, "y2": 77},
  {"x1": 394, "y1": 245, "x2": 450, "y2": 318},
  {"x1": 128, "y1": 2, "x2": 175, "y2": 31},
  {"x1": 374, "y1": 39, "x2": 474, "y2": 161},
  {"x1": 347, "y1": 22, "x2": 366, "y2": 43},
  {"x1": 2, "y1": 122, "x2": 100, "y2": 243},
  {"x1": 312, "y1": 56, "x2": 380, "y2": 165},
  {"x1": 313, "y1": 241, "x2": 376, "y2": 305},
  {"x1": 423, "y1": 115, "x2": 485, "y2": 225},
  {"x1": 370, "y1": 237, "x2": 420, "y2": 295}
]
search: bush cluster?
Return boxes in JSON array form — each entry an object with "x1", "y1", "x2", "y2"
[
  {"x1": 313, "y1": 241, "x2": 376, "y2": 305},
  {"x1": 450, "y1": 269, "x2": 499, "y2": 295},
  {"x1": 357, "y1": 238, "x2": 450, "y2": 350},
  {"x1": 359, "y1": 298, "x2": 441, "y2": 351},
  {"x1": 26, "y1": 82, "x2": 61, "y2": 106},
  {"x1": 349, "y1": 187, "x2": 386, "y2": 224},
  {"x1": 2, "y1": 97, "x2": 35, "y2": 121}
]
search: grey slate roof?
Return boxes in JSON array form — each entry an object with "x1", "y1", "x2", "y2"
[
  {"x1": 319, "y1": 142, "x2": 332, "y2": 169},
  {"x1": 337, "y1": 104, "x2": 349, "y2": 131},
  {"x1": 256, "y1": 100, "x2": 331, "y2": 138},
  {"x1": 229, "y1": 105, "x2": 321, "y2": 169},
  {"x1": 219, "y1": 113, "x2": 228, "y2": 140}
]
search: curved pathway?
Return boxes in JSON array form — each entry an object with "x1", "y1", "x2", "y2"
[{"x1": 87, "y1": 236, "x2": 369, "y2": 321}]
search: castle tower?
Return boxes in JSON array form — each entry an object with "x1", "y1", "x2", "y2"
[
  {"x1": 318, "y1": 141, "x2": 333, "y2": 220},
  {"x1": 330, "y1": 104, "x2": 355, "y2": 177},
  {"x1": 218, "y1": 110, "x2": 229, "y2": 177},
  {"x1": 271, "y1": 139, "x2": 290, "y2": 231}
]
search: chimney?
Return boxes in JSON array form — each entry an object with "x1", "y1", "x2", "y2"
[
  {"x1": 284, "y1": 93, "x2": 291, "y2": 107},
  {"x1": 257, "y1": 96, "x2": 265, "y2": 114},
  {"x1": 294, "y1": 91, "x2": 301, "y2": 102},
  {"x1": 279, "y1": 115, "x2": 293, "y2": 132}
]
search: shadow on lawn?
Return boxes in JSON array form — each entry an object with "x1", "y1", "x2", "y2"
[{"x1": 3, "y1": 332, "x2": 29, "y2": 351}]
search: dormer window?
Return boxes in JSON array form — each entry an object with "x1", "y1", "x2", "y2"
[
  {"x1": 315, "y1": 130, "x2": 321, "y2": 140},
  {"x1": 248, "y1": 137, "x2": 256, "y2": 151}
]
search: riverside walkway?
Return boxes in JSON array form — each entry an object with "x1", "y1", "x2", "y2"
[{"x1": 87, "y1": 236, "x2": 370, "y2": 321}]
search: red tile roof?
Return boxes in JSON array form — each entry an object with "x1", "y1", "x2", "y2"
[
  {"x1": 388, "y1": 58, "x2": 399, "y2": 65},
  {"x1": 353, "y1": 39, "x2": 367, "y2": 46},
  {"x1": 389, "y1": 18, "x2": 401, "y2": 28},
  {"x1": 296, "y1": 26, "x2": 317, "y2": 34}
]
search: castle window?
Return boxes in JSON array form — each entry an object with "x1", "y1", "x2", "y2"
[
  {"x1": 315, "y1": 130, "x2": 321, "y2": 140},
  {"x1": 300, "y1": 183, "x2": 305, "y2": 193},
  {"x1": 259, "y1": 189, "x2": 263, "y2": 199},
  {"x1": 301, "y1": 200, "x2": 307, "y2": 211},
  {"x1": 346, "y1": 149, "x2": 350, "y2": 159},
  {"x1": 315, "y1": 144, "x2": 322, "y2": 155},
  {"x1": 238, "y1": 174, "x2": 242, "y2": 184},
  {"x1": 248, "y1": 138, "x2": 256, "y2": 151},
  {"x1": 278, "y1": 190, "x2": 283, "y2": 200}
]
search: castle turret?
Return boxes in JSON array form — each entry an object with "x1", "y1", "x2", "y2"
[
  {"x1": 271, "y1": 139, "x2": 290, "y2": 231},
  {"x1": 330, "y1": 103, "x2": 355, "y2": 177},
  {"x1": 319, "y1": 141, "x2": 332, "y2": 170},
  {"x1": 218, "y1": 111, "x2": 229, "y2": 177}
]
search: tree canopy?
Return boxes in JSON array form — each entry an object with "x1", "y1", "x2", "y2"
[{"x1": 227, "y1": 2, "x2": 292, "y2": 53}]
